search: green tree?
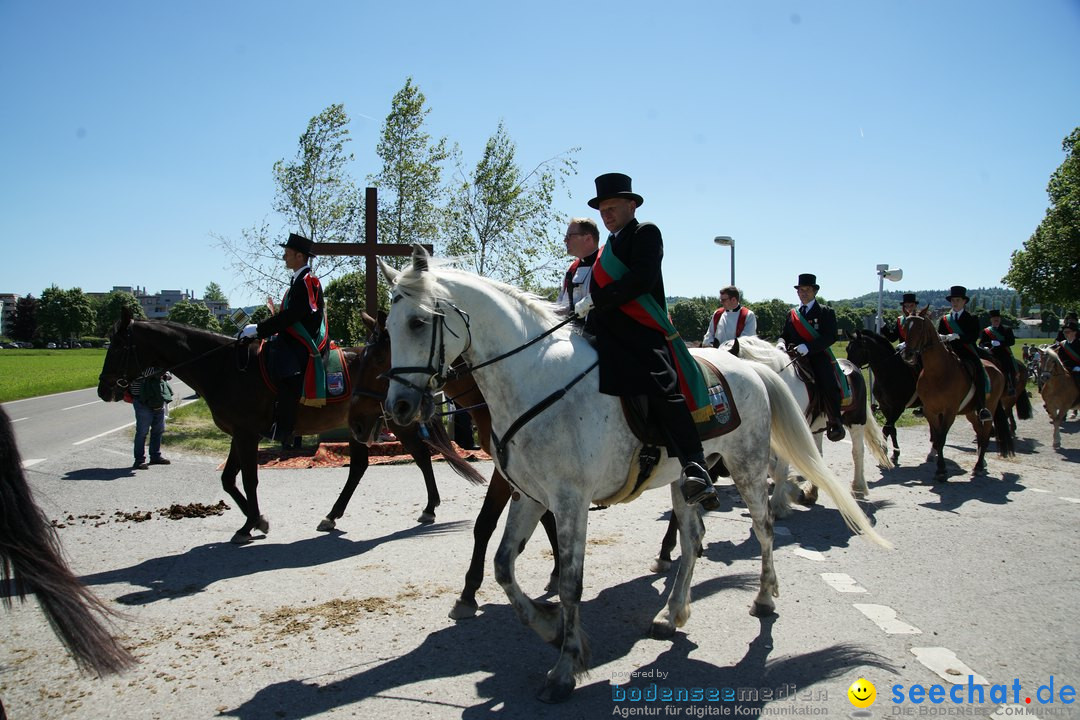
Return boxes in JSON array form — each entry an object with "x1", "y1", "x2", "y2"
[
  {"x1": 669, "y1": 298, "x2": 714, "y2": 345},
  {"x1": 748, "y1": 298, "x2": 791, "y2": 340},
  {"x1": 11, "y1": 295, "x2": 38, "y2": 342},
  {"x1": 204, "y1": 282, "x2": 228, "y2": 303},
  {"x1": 249, "y1": 305, "x2": 272, "y2": 325},
  {"x1": 95, "y1": 290, "x2": 145, "y2": 336},
  {"x1": 218, "y1": 103, "x2": 363, "y2": 299},
  {"x1": 324, "y1": 272, "x2": 368, "y2": 345},
  {"x1": 1040, "y1": 310, "x2": 1060, "y2": 334},
  {"x1": 1004, "y1": 127, "x2": 1080, "y2": 307},
  {"x1": 37, "y1": 286, "x2": 94, "y2": 342},
  {"x1": 443, "y1": 121, "x2": 578, "y2": 290},
  {"x1": 369, "y1": 78, "x2": 449, "y2": 265},
  {"x1": 168, "y1": 300, "x2": 221, "y2": 332}
]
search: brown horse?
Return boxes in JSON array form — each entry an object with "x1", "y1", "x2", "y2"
[
  {"x1": 347, "y1": 311, "x2": 561, "y2": 619},
  {"x1": 97, "y1": 307, "x2": 473, "y2": 544},
  {"x1": 1, "y1": 406, "x2": 135, "y2": 716},
  {"x1": 902, "y1": 310, "x2": 1014, "y2": 480},
  {"x1": 1038, "y1": 347, "x2": 1080, "y2": 449}
]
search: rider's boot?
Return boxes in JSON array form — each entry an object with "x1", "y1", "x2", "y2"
[{"x1": 680, "y1": 453, "x2": 720, "y2": 511}]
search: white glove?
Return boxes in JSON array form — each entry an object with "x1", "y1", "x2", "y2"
[
  {"x1": 574, "y1": 295, "x2": 594, "y2": 318},
  {"x1": 239, "y1": 324, "x2": 258, "y2": 340},
  {"x1": 897, "y1": 341, "x2": 907, "y2": 352},
  {"x1": 795, "y1": 344, "x2": 809, "y2": 356},
  {"x1": 776, "y1": 340, "x2": 787, "y2": 352},
  {"x1": 991, "y1": 340, "x2": 1001, "y2": 347},
  {"x1": 1073, "y1": 366, "x2": 1080, "y2": 372},
  {"x1": 940, "y1": 333, "x2": 959, "y2": 342}
]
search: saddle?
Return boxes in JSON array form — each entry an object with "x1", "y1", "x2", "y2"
[
  {"x1": 249, "y1": 340, "x2": 353, "y2": 404},
  {"x1": 792, "y1": 355, "x2": 865, "y2": 426}
]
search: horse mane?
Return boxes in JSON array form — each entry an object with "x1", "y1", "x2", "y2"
[
  {"x1": 861, "y1": 329, "x2": 894, "y2": 351},
  {"x1": 724, "y1": 336, "x2": 787, "y2": 372},
  {"x1": 134, "y1": 318, "x2": 234, "y2": 343},
  {"x1": 395, "y1": 261, "x2": 561, "y2": 326}
]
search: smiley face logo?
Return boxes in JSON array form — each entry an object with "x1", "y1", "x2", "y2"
[{"x1": 847, "y1": 678, "x2": 877, "y2": 708}]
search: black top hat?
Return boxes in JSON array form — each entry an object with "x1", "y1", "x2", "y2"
[
  {"x1": 794, "y1": 273, "x2": 819, "y2": 290},
  {"x1": 988, "y1": 309, "x2": 1002, "y2": 318},
  {"x1": 901, "y1": 293, "x2": 917, "y2": 305},
  {"x1": 588, "y1": 173, "x2": 644, "y2": 209},
  {"x1": 281, "y1": 232, "x2": 315, "y2": 257},
  {"x1": 1063, "y1": 320, "x2": 1079, "y2": 332},
  {"x1": 945, "y1": 285, "x2": 969, "y2": 301}
]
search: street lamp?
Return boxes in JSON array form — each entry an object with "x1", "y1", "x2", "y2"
[
  {"x1": 875, "y1": 264, "x2": 904, "y2": 333},
  {"x1": 714, "y1": 236, "x2": 735, "y2": 286}
]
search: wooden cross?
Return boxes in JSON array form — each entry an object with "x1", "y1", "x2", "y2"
[{"x1": 312, "y1": 187, "x2": 433, "y2": 313}]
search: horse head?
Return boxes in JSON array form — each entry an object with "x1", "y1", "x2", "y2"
[
  {"x1": 347, "y1": 310, "x2": 395, "y2": 444},
  {"x1": 97, "y1": 306, "x2": 143, "y2": 402},
  {"x1": 901, "y1": 310, "x2": 938, "y2": 362},
  {"x1": 845, "y1": 330, "x2": 871, "y2": 368},
  {"x1": 380, "y1": 245, "x2": 469, "y2": 426}
]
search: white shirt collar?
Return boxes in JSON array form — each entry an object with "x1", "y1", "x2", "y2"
[{"x1": 291, "y1": 264, "x2": 310, "y2": 282}]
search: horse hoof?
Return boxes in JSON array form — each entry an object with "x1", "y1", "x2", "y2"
[
  {"x1": 891, "y1": 451, "x2": 900, "y2": 464},
  {"x1": 448, "y1": 600, "x2": 478, "y2": 620},
  {"x1": 231, "y1": 532, "x2": 253, "y2": 545},
  {"x1": 544, "y1": 573, "x2": 560, "y2": 593},
  {"x1": 536, "y1": 676, "x2": 576, "y2": 704},
  {"x1": 650, "y1": 558, "x2": 672, "y2": 574},
  {"x1": 853, "y1": 489, "x2": 869, "y2": 500},
  {"x1": 935, "y1": 474, "x2": 948, "y2": 483},
  {"x1": 648, "y1": 620, "x2": 677, "y2": 640},
  {"x1": 750, "y1": 601, "x2": 776, "y2": 618},
  {"x1": 417, "y1": 511, "x2": 436, "y2": 525},
  {"x1": 255, "y1": 515, "x2": 270, "y2": 534},
  {"x1": 316, "y1": 517, "x2": 336, "y2": 532},
  {"x1": 796, "y1": 490, "x2": 818, "y2": 507}
]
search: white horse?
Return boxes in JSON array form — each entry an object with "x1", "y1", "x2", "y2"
[
  {"x1": 380, "y1": 248, "x2": 889, "y2": 703},
  {"x1": 722, "y1": 336, "x2": 893, "y2": 517}
]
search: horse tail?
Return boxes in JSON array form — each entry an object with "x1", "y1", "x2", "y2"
[
  {"x1": 861, "y1": 407, "x2": 894, "y2": 469},
  {"x1": 0, "y1": 407, "x2": 136, "y2": 676},
  {"x1": 421, "y1": 417, "x2": 486, "y2": 485},
  {"x1": 992, "y1": 404, "x2": 1015, "y2": 458},
  {"x1": 750, "y1": 365, "x2": 892, "y2": 549},
  {"x1": 1015, "y1": 386, "x2": 1033, "y2": 421}
]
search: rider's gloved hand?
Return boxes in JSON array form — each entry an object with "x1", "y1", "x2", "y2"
[
  {"x1": 991, "y1": 340, "x2": 1001, "y2": 347},
  {"x1": 574, "y1": 295, "x2": 594, "y2": 319},
  {"x1": 238, "y1": 324, "x2": 258, "y2": 340},
  {"x1": 795, "y1": 344, "x2": 809, "y2": 356},
  {"x1": 776, "y1": 340, "x2": 787, "y2": 352},
  {"x1": 897, "y1": 341, "x2": 907, "y2": 351},
  {"x1": 940, "y1": 333, "x2": 959, "y2": 342}
]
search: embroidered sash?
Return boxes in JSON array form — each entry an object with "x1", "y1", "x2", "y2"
[
  {"x1": 282, "y1": 273, "x2": 329, "y2": 407},
  {"x1": 592, "y1": 244, "x2": 721, "y2": 431},
  {"x1": 1059, "y1": 343, "x2": 1080, "y2": 366},
  {"x1": 787, "y1": 308, "x2": 851, "y2": 399},
  {"x1": 895, "y1": 316, "x2": 906, "y2": 341}
]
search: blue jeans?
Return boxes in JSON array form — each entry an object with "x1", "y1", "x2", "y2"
[{"x1": 133, "y1": 400, "x2": 166, "y2": 463}]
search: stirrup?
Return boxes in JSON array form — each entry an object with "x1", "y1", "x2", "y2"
[{"x1": 978, "y1": 408, "x2": 992, "y2": 424}]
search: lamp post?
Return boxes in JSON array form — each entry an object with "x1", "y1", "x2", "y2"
[
  {"x1": 714, "y1": 236, "x2": 735, "y2": 286},
  {"x1": 875, "y1": 264, "x2": 904, "y2": 333}
]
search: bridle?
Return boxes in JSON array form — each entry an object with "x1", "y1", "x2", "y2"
[{"x1": 100, "y1": 324, "x2": 143, "y2": 391}]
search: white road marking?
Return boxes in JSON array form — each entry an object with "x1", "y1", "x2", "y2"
[
  {"x1": 62, "y1": 400, "x2": 101, "y2": 411},
  {"x1": 22, "y1": 458, "x2": 46, "y2": 468},
  {"x1": 10, "y1": 416, "x2": 28, "y2": 423},
  {"x1": 2, "y1": 387, "x2": 93, "y2": 404},
  {"x1": 1059, "y1": 497, "x2": 1080, "y2": 504},
  {"x1": 910, "y1": 647, "x2": 988, "y2": 685},
  {"x1": 73, "y1": 422, "x2": 135, "y2": 445},
  {"x1": 854, "y1": 604, "x2": 921, "y2": 634},
  {"x1": 792, "y1": 546, "x2": 826, "y2": 561},
  {"x1": 1028, "y1": 488, "x2": 1050, "y2": 493},
  {"x1": 820, "y1": 573, "x2": 867, "y2": 593}
]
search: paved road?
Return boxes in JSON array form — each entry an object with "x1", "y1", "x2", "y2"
[{"x1": 1, "y1": 400, "x2": 1078, "y2": 720}]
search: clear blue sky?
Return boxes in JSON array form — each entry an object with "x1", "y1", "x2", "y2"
[{"x1": 3, "y1": 0, "x2": 1078, "y2": 309}]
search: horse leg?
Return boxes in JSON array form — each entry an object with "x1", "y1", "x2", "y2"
[
  {"x1": 651, "y1": 513, "x2": 680, "y2": 573},
  {"x1": 399, "y1": 431, "x2": 440, "y2": 524},
  {"x1": 730, "y1": 460, "x2": 778, "y2": 617},
  {"x1": 450, "y1": 470, "x2": 513, "y2": 619},
  {"x1": 231, "y1": 436, "x2": 267, "y2": 544},
  {"x1": 319, "y1": 439, "x2": 369, "y2": 531},
  {"x1": 796, "y1": 431, "x2": 823, "y2": 507},
  {"x1": 538, "y1": 509, "x2": 560, "y2": 593},
  {"x1": 932, "y1": 418, "x2": 950, "y2": 481},
  {"x1": 768, "y1": 455, "x2": 797, "y2": 519},
  {"x1": 220, "y1": 439, "x2": 254, "y2": 535},
  {"x1": 540, "y1": 501, "x2": 590, "y2": 703},
  {"x1": 884, "y1": 416, "x2": 901, "y2": 464},
  {"x1": 651, "y1": 484, "x2": 706, "y2": 637},
  {"x1": 849, "y1": 423, "x2": 869, "y2": 498}
]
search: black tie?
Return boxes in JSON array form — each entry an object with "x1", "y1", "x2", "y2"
[{"x1": 799, "y1": 305, "x2": 807, "y2": 316}]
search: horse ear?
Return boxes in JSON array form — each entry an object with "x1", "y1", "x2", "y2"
[
  {"x1": 377, "y1": 309, "x2": 387, "y2": 331},
  {"x1": 411, "y1": 243, "x2": 429, "y2": 273},
  {"x1": 360, "y1": 311, "x2": 376, "y2": 332},
  {"x1": 379, "y1": 259, "x2": 400, "y2": 285},
  {"x1": 729, "y1": 337, "x2": 740, "y2": 356}
]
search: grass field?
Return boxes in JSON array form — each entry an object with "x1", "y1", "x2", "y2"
[{"x1": 0, "y1": 349, "x2": 107, "y2": 403}]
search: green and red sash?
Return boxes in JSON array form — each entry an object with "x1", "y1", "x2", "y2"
[
  {"x1": 592, "y1": 244, "x2": 720, "y2": 430},
  {"x1": 983, "y1": 326, "x2": 1022, "y2": 372},
  {"x1": 1059, "y1": 342, "x2": 1080, "y2": 366},
  {"x1": 282, "y1": 273, "x2": 329, "y2": 407},
  {"x1": 941, "y1": 314, "x2": 966, "y2": 340},
  {"x1": 895, "y1": 317, "x2": 906, "y2": 341},
  {"x1": 787, "y1": 308, "x2": 851, "y2": 400}
]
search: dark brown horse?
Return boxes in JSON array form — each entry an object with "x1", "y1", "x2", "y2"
[
  {"x1": 846, "y1": 329, "x2": 920, "y2": 463},
  {"x1": 1, "y1": 406, "x2": 135, "y2": 716},
  {"x1": 97, "y1": 307, "x2": 473, "y2": 544},
  {"x1": 347, "y1": 311, "x2": 561, "y2": 619},
  {"x1": 902, "y1": 310, "x2": 1014, "y2": 480}
]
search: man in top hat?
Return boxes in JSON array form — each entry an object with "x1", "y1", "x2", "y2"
[
  {"x1": 574, "y1": 173, "x2": 719, "y2": 509},
  {"x1": 777, "y1": 273, "x2": 845, "y2": 442},
  {"x1": 882, "y1": 293, "x2": 919, "y2": 345},
  {"x1": 979, "y1": 309, "x2": 1017, "y2": 396},
  {"x1": 239, "y1": 232, "x2": 327, "y2": 440},
  {"x1": 938, "y1": 285, "x2": 992, "y2": 423},
  {"x1": 1056, "y1": 312, "x2": 1079, "y2": 343},
  {"x1": 555, "y1": 217, "x2": 601, "y2": 317},
  {"x1": 1052, "y1": 320, "x2": 1080, "y2": 387}
]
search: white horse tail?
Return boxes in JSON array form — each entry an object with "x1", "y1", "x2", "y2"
[
  {"x1": 750, "y1": 364, "x2": 893, "y2": 549},
  {"x1": 862, "y1": 405, "x2": 894, "y2": 469}
]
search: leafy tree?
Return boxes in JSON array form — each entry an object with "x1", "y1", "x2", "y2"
[
  {"x1": 11, "y1": 295, "x2": 38, "y2": 342},
  {"x1": 249, "y1": 305, "x2": 272, "y2": 325},
  {"x1": 95, "y1": 290, "x2": 145, "y2": 336},
  {"x1": 324, "y1": 272, "x2": 368, "y2": 345},
  {"x1": 217, "y1": 103, "x2": 364, "y2": 299},
  {"x1": 443, "y1": 121, "x2": 578, "y2": 290},
  {"x1": 748, "y1": 298, "x2": 792, "y2": 340},
  {"x1": 669, "y1": 298, "x2": 714, "y2": 344},
  {"x1": 368, "y1": 78, "x2": 449, "y2": 265},
  {"x1": 168, "y1": 300, "x2": 221, "y2": 332},
  {"x1": 204, "y1": 282, "x2": 228, "y2": 302},
  {"x1": 37, "y1": 286, "x2": 95, "y2": 341},
  {"x1": 1004, "y1": 127, "x2": 1080, "y2": 307},
  {"x1": 1040, "y1": 310, "x2": 1060, "y2": 334}
]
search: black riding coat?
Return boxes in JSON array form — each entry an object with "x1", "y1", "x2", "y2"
[{"x1": 256, "y1": 266, "x2": 325, "y2": 377}]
